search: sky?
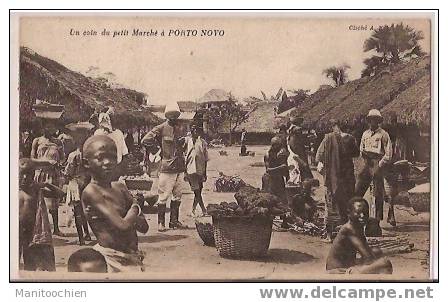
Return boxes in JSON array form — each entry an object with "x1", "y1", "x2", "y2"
[{"x1": 19, "y1": 15, "x2": 431, "y2": 105}]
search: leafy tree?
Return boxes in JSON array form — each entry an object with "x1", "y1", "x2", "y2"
[
  {"x1": 203, "y1": 93, "x2": 249, "y2": 144},
  {"x1": 323, "y1": 64, "x2": 351, "y2": 87},
  {"x1": 361, "y1": 23, "x2": 425, "y2": 77}
]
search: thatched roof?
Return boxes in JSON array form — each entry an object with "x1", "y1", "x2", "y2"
[
  {"x1": 382, "y1": 73, "x2": 431, "y2": 127},
  {"x1": 19, "y1": 47, "x2": 161, "y2": 128},
  {"x1": 196, "y1": 89, "x2": 232, "y2": 104},
  {"x1": 292, "y1": 56, "x2": 431, "y2": 128},
  {"x1": 235, "y1": 101, "x2": 278, "y2": 133}
]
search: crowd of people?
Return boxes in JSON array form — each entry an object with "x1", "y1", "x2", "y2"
[{"x1": 19, "y1": 102, "x2": 404, "y2": 275}]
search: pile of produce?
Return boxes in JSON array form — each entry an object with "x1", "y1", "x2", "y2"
[
  {"x1": 288, "y1": 221, "x2": 324, "y2": 237},
  {"x1": 214, "y1": 172, "x2": 246, "y2": 192},
  {"x1": 122, "y1": 174, "x2": 153, "y2": 191},
  {"x1": 123, "y1": 153, "x2": 144, "y2": 176},
  {"x1": 207, "y1": 185, "x2": 289, "y2": 218}
]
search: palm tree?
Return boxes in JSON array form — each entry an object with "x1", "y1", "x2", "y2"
[
  {"x1": 322, "y1": 64, "x2": 351, "y2": 87},
  {"x1": 362, "y1": 23, "x2": 425, "y2": 77}
]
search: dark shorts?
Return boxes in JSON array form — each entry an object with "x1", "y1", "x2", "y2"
[{"x1": 187, "y1": 174, "x2": 204, "y2": 191}]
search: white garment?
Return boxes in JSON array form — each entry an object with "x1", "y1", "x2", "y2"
[
  {"x1": 93, "y1": 128, "x2": 128, "y2": 163},
  {"x1": 286, "y1": 143, "x2": 301, "y2": 185}
]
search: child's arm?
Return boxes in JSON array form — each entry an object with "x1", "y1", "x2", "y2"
[
  {"x1": 116, "y1": 182, "x2": 149, "y2": 234},
  {"x1": 82, "y1": 185, "x2": 140, "y2": 232}
]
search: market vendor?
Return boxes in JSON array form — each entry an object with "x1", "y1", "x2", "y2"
[
  {"x1": 287, "y1": 115, "x2": 313, "y2": 182},
  {"x1": 141, "y1": 102, "x2": 186, "y2": 232}
]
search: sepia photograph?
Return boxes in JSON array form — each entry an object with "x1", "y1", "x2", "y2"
[{"x1": 10, "y1": 12, "x2": 436, "y2": 281}]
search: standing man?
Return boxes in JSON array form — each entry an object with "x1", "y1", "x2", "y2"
[
  {"x1": 355, "y1": 109, "x2": 392, "y2": 222},
  {"x1": 142, "y1": 102, "x2": 186, "y2": 232},
  {"x1": 240, "y1": 128, "x2": 247, "y2": 155}
]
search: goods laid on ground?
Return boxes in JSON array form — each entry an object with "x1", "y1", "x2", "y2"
[
  {"x1": 367, "y1": 236, "x2": 414, "y2": 255},
  {"x1": 214, "y1": 172, "x2": 246, "y2": 192},
  {"x1": 195, "y1": 216, "x2": 215, "y2": 247},
  {"x1": 218, "y1": 150, "x2": 228, "y2": 156},
  {"x1": 208, "y1": 139, "x2": 225, "y2": 148},
  {"x1": 286, "y1": 221, "x2": 324, "y2": 237},
  {"x1": 408, "y1": 183, "x2": 430, "y2": 212}
]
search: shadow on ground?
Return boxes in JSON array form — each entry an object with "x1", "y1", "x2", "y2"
[
  {"x1": 139, "y1": 234, "x2": 188, "y2": 244},
  {"x1": 384, "y1": 222, "x2": 429, "y2": 233}
]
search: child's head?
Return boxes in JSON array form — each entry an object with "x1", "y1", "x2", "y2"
[
  {"x1": 347, "y1": 197, "x2": 369, "y2": 226},
  {"x1": 67, "y1": 248, "x2": 107, "y2": 273},
  {"x1": 83, "y1": 135, "x2": 117, "y2": 181},
  {"x1": 270, "y1": 136, "x2": 283, "y2": 152}
]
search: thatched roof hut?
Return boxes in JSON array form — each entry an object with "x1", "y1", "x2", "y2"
[
  {"x1": 196, "y1": 89, "x2": 233, "y2": 105},
  {"x1": 19, "y1": 47, "x2": 161, "y2": 129},
  {"x1": 381, "y1": 73, "x2": 431, "y2": 128},
  {"x1": 235, "y1": 101, "x2": 278, "y2": 133},
  {"x1": 290, "y1": 56, "x2": 431, "y2": 128}
]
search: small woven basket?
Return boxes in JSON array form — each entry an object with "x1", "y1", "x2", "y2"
[
  {"x1": 124, "y1": 179, "x2": 153, "y2": 191},
  {"x1": 195, "y1": 216, "x2": 215, "y2": 247},
  {"x1": 212, "y1": 215, "x2": 273, "y2": 259}
]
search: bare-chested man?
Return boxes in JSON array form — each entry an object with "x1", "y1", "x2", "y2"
[
  {"x1": 326, "y1": 197, "x2": 392, "y2": 274},
  {"x1": 81, "y1": 135, "x2": 149, "y2": 272}
]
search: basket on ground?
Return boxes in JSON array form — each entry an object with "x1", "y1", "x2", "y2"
[
  {"x1": 408, "y1": 183, "x2": 430, "y2": 212},
  {"x1": 212, "y1": 215, "x2": 273, "y2": 259},
  {"x1": 195, "y1": 216, "x2": 215, "y2": 247}
]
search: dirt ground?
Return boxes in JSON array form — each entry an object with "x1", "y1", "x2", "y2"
[{"x1": 20, "y1": 146, "x2": 431, "y2": 281}]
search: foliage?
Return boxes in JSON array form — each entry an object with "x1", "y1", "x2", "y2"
[
  {"x1": 204, "y1": 93, "x2": 249, "y2": 143},
  {"x1": 277, "y1": 89, "x2": 310, "y2": 113},
  {"x1": 361, "y1": 23, "x2": 425, "y2": 77},
  {"x1": 322, "y1": 64, "x2": 351, "y2": 87}
]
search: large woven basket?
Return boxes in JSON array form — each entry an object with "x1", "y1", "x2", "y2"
[
  {"x1": 195, "y1": 216, "x2": 215, "y2": 247},
  {"x1": 212, "y1": 216, "x2": 273, "y2": 259}
]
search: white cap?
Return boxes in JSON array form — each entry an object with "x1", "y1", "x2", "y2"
[
  {"x1": 164, "y1": 101, "x2": 181, "y2": 120},
  {"x1": 366, "y1": 109, "x2": 383, "y2": 120}
]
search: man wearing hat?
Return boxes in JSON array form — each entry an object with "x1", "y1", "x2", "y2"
[
  {"x1": 355, "y1": 109, "x2": 392, "y2": 222},
  {"x1": 142, "y1": 102, "x2": 186, "y2": 231}
]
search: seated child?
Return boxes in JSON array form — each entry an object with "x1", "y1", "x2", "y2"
[
  {"x1": 19, "y1": 158, "x2": 64, "y2": 271},
  {"x1": 81, "y1": 135, "x2": 149, "y2": 273},
  {"x1": 67, "y1": 248, "x2": 108, "y2": 273},
  {"x1": 326, "y1": 197, "x2": 393, "y2": 274}
]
